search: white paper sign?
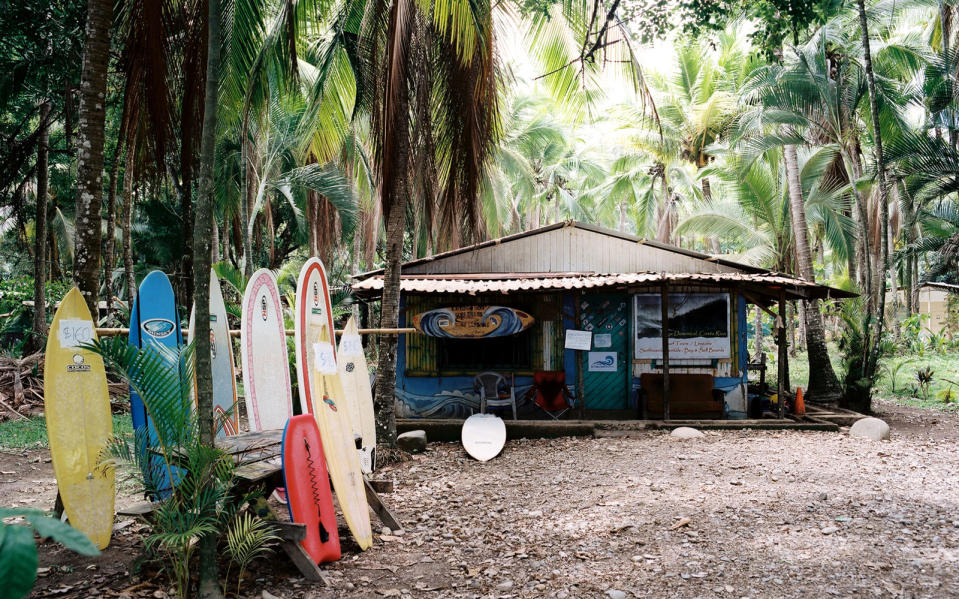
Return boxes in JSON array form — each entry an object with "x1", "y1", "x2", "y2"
[
  {"x1": 593, "y1": 333, "x2": 612, "y2": 348},
  {"x1": 313, "y1": 342, "x2": 337, "y2": 374},
  {"x1": 588, "y1": 352, "x2": 617, "y2": 372},
  {"x1": 58, "y1": 319, "x2": 94, "y2": 349},
  {"x1": 564, "y1": 329, "x2": 592, "y2": 351},
  {"x1": 340, "y1": 334, "x2": 363, "y2": 357}
]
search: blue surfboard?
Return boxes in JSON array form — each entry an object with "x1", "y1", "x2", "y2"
[{"x1": 128, "y1": 270, "x2": 184, "y2": 498}]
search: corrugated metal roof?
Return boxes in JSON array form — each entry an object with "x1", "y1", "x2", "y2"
[
  {"x1": 353, "y1": 221, "x2": 769, "y2": 278},
  {"x1": 351, "y1": 271, "x2": 857, "y2": 300}
]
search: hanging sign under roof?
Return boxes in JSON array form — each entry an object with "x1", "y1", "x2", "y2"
[{"x1": 412, "y1": 306, "x2": 534, "y2": 338}]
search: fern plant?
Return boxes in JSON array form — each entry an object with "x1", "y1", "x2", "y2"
[{"x1": 224, "y1": 512, "x2": 279, "y2": 597}]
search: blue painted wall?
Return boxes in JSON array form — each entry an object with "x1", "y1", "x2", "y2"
[{"x1": 395, "y1": 291, "x2": 751, "y2": 419}]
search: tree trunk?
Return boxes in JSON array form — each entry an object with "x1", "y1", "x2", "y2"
[
  {"x1": 211, "y1": 210, "x2": 220, "y2": 263},
  {"x1": 784, "y1": 144, "x2": 842, "y2": 402},
  {"x1": 73, "y1": 0, "x2": 112, "y2": 316},
  {"x1": 240, "y1": 133, "x2": 254, "y2": 277},
  {"x1": 104, "y1": 142, "x2": 121, "y2": 306},
  {"x1": 374, "y1": 184, "x2": 407, "y2": 450},
  {"x1": 194, "y1": 0, "x2": 221, "y2": 594},
  {"x1": 122, "y1": 150, "x2": 136, "y2": 302},
  {"x1": 373, "y1": 23, "x2": 413, "y2": 449},
  {"x1": 857, "y1": 0, "x2": 891, "y2": 389},
  {"x1": 753, "y1": 305, "x2": 764, "y2": 358},
  {"x1": 28, "y1": 102, "x2": 51, "y2": 354}
]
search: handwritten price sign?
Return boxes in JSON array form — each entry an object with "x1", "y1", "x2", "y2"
[
  {"x1": 340, "y1": 334, "x2": 363, "y2": 356},
  {"x1": 59, "y1": 319, "x2": 95, "y2": 349},
  {"x1": 313, "y1": 342, "x2": 337, "y2": 374}
]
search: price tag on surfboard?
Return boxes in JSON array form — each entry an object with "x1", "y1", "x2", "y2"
[
  {"x1": 313, "y1": 342, "x2": 337, "y2": 374},
  {"x1": 59, "y1": 319, "x2": 95, "y2": 349},
  {"x1": 340, "y1": 334, "x2": 363, "y2": 356}
]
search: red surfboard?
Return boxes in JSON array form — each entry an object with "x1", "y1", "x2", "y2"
[{"x1": 281, "y1": 415, "x2": 341, "y2": 563}]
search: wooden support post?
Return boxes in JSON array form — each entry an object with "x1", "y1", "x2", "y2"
[
  {"x1": 365, "y1": 479, "x2": 402, "y2": 531},
  {"x1": 575, "y1": 294, "x2": 585, "y2": 419},
  {"x1": 777, "y1": 290, "x2": 787, "y2": 419},
  {"x1": 661, "y1": 283, "x2": 670, "y2": 422},
  {"x1": 272, "y1": 522, "x2": 332, "y2": 585}
]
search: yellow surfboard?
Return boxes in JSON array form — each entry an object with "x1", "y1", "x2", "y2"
[
  {"x1": 44, "y1": 287, "x2": 115, "y2": 549},
  {"x1": 311, "y1": 340, "x2": 373, "y2": 550},
  {"x1": 337, "y1": 317, "x2": 376, "y2": 473}
]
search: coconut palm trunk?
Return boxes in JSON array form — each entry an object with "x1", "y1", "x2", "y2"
[
  {"x1": 28, "y1": 102, "x2": 51, "y2": 354},
  {"x1": 104, "y1": 144, "x2": 120, "y2": 302},
  {"x1": 73, "y1": 0, "x2": 113, "y2": 316},
  {"x1": 192, "y1": 0, "x2": 220, "y2": 593},
  {"x1": 784, "y1": 144, "x2": 842, "y2": 403},
  {"x1": 122, "y1": 149, "x2": 136, "y2": 301},
  {"x1": 857, "y1": 0, "x2": 891, "y2": 397}
]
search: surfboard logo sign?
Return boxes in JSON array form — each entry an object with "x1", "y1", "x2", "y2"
[
  {"x1": 412, "y1": 306, "x2": 534, "y2": 338},
  {"x1": 260, "y1": 296, "x2": 268, "y2": 321},
  {"x1": 67, "y1": 353, "x2": 91, "y2": 372},
  {"x1": 142, "y1": 318, "x2": 176, "y2": 339}
]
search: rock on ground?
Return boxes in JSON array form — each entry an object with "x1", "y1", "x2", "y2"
[
  {"x1": 397, "y1": 429, "x2": 427, "y2": 453},
  {"x1": 670, "y1": 426, "x2": 705, "y2": 440},
  {"x1": 849, "y1": 417, "x2": 890, "y2": 441}
]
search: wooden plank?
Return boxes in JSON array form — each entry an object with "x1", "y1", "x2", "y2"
[
  {"x1": 367, "y1": 479, "x2": 394, "y2": 494},
  {"x1": 280, "y1": 541, "x2": 332, "y2": 585},
  {"x1": 270, "y1": 521, "x2": 307, "y2": 542},
  {"x1": 234, "y1": 460, "x2": 282, "y2": 484},
  {"x1": 364, "y1": 479, "x2": 402, "y2": 531}
]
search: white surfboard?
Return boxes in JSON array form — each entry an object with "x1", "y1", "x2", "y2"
[
  {"x1": 189, "y1": 270, "x2": 239, "y2": 437},
  {"x1": 241, "y1": 269, "x2": 293, "y2": 431},
  {"x1": 337, "y1": 316, "x2": 376, "y2": 473},
  {"x1": 294, "y1": 258, "x2": 336, "y2": 417},
  {"x1": 461, "y1": 414, "x2": 507, "y2": 462}
]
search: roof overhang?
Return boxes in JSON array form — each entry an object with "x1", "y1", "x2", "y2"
[{"x1": 351, "y1": 271, "x2": 857, "y2": 302}]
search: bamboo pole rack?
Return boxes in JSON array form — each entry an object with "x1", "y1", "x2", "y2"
[{"x1": 94, "y1": 327, "x2": 418, "y2": 338}]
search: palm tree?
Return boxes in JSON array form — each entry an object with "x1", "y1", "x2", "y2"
[{"x1": 73, "y1": 0, "x2": 113, "y2": 315}]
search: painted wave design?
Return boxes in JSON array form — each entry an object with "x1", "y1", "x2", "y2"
[
  {"x1": 590, "y1": 355, "x2": 615, "y2": 369},
  {"x1": 395, "y1": 384, "x2": 533, "y2": 419},
  {"x1": 415, "y1": 306, "x2": 532, "y2": 338}
]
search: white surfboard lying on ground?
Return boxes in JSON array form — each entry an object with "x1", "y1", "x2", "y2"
[{"x1": 462, "y1": 414, "x2": 507, "y2": 462}]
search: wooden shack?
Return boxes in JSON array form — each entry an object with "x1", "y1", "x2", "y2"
[{"x1": 353, "y1": 222, "x2": 854, "y2": 420}]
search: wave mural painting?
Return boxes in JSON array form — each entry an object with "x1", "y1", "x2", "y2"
[{"x1": 412, "y1": 306, "x2": 535, "y2": 338}]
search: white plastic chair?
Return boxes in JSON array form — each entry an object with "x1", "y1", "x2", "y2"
[{"x1": 473, "y1": 371, "x2": 517, "y2": 420}]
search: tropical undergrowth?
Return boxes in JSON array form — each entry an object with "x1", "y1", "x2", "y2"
[
  {"x1": 89, "y1": 337, "x2": 277, "y2": 599},
  {"x1": 836, "y1": 298, "x2": 893, "y2": 413}
]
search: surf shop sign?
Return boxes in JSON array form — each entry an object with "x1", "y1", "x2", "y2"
[
  {"x1": 633, "y1": 293, "x2": 730, "y2": 359},
  {"x1": 412, "y1": 306, "x2": 534, "y2": 338}
]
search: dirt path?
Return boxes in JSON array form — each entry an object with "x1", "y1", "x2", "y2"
[{"x1": 17, "y1": 401, "x2": 959, "y2": 598}]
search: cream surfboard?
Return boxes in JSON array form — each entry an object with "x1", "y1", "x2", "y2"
[
  {"x1": 44, "y1": 287, "x2": 115, "y2": 549},
  {"x1": 462, "y1": 414, "x2": 507, "y2": 462},
  {"x1": 311, "y1": 346, "x2": 373, "y2": 550},
  {"x1": 294, "y1": 258, "x2": 336, "y2": 416},
  {"x1": 189, "y1": 270, "x2": 239, "y2": 437},
  {"x1": 337, "y1": 317, "x2": 376, "y2": 473},
  {"x1": 241, "y1": 269, "x2": 293, "y2": 431}
]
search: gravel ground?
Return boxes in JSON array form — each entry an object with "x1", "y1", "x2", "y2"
[
  {"x1": 313, "y1": 403, "x2": 959, "y2": 599},
  {"x1": 19, "y1": 399, "x2": 959, "y2": 598}
]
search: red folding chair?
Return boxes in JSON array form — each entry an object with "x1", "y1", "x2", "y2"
[{"x1": 524, "y1": 371, "x2": 576, "y2": 420}]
